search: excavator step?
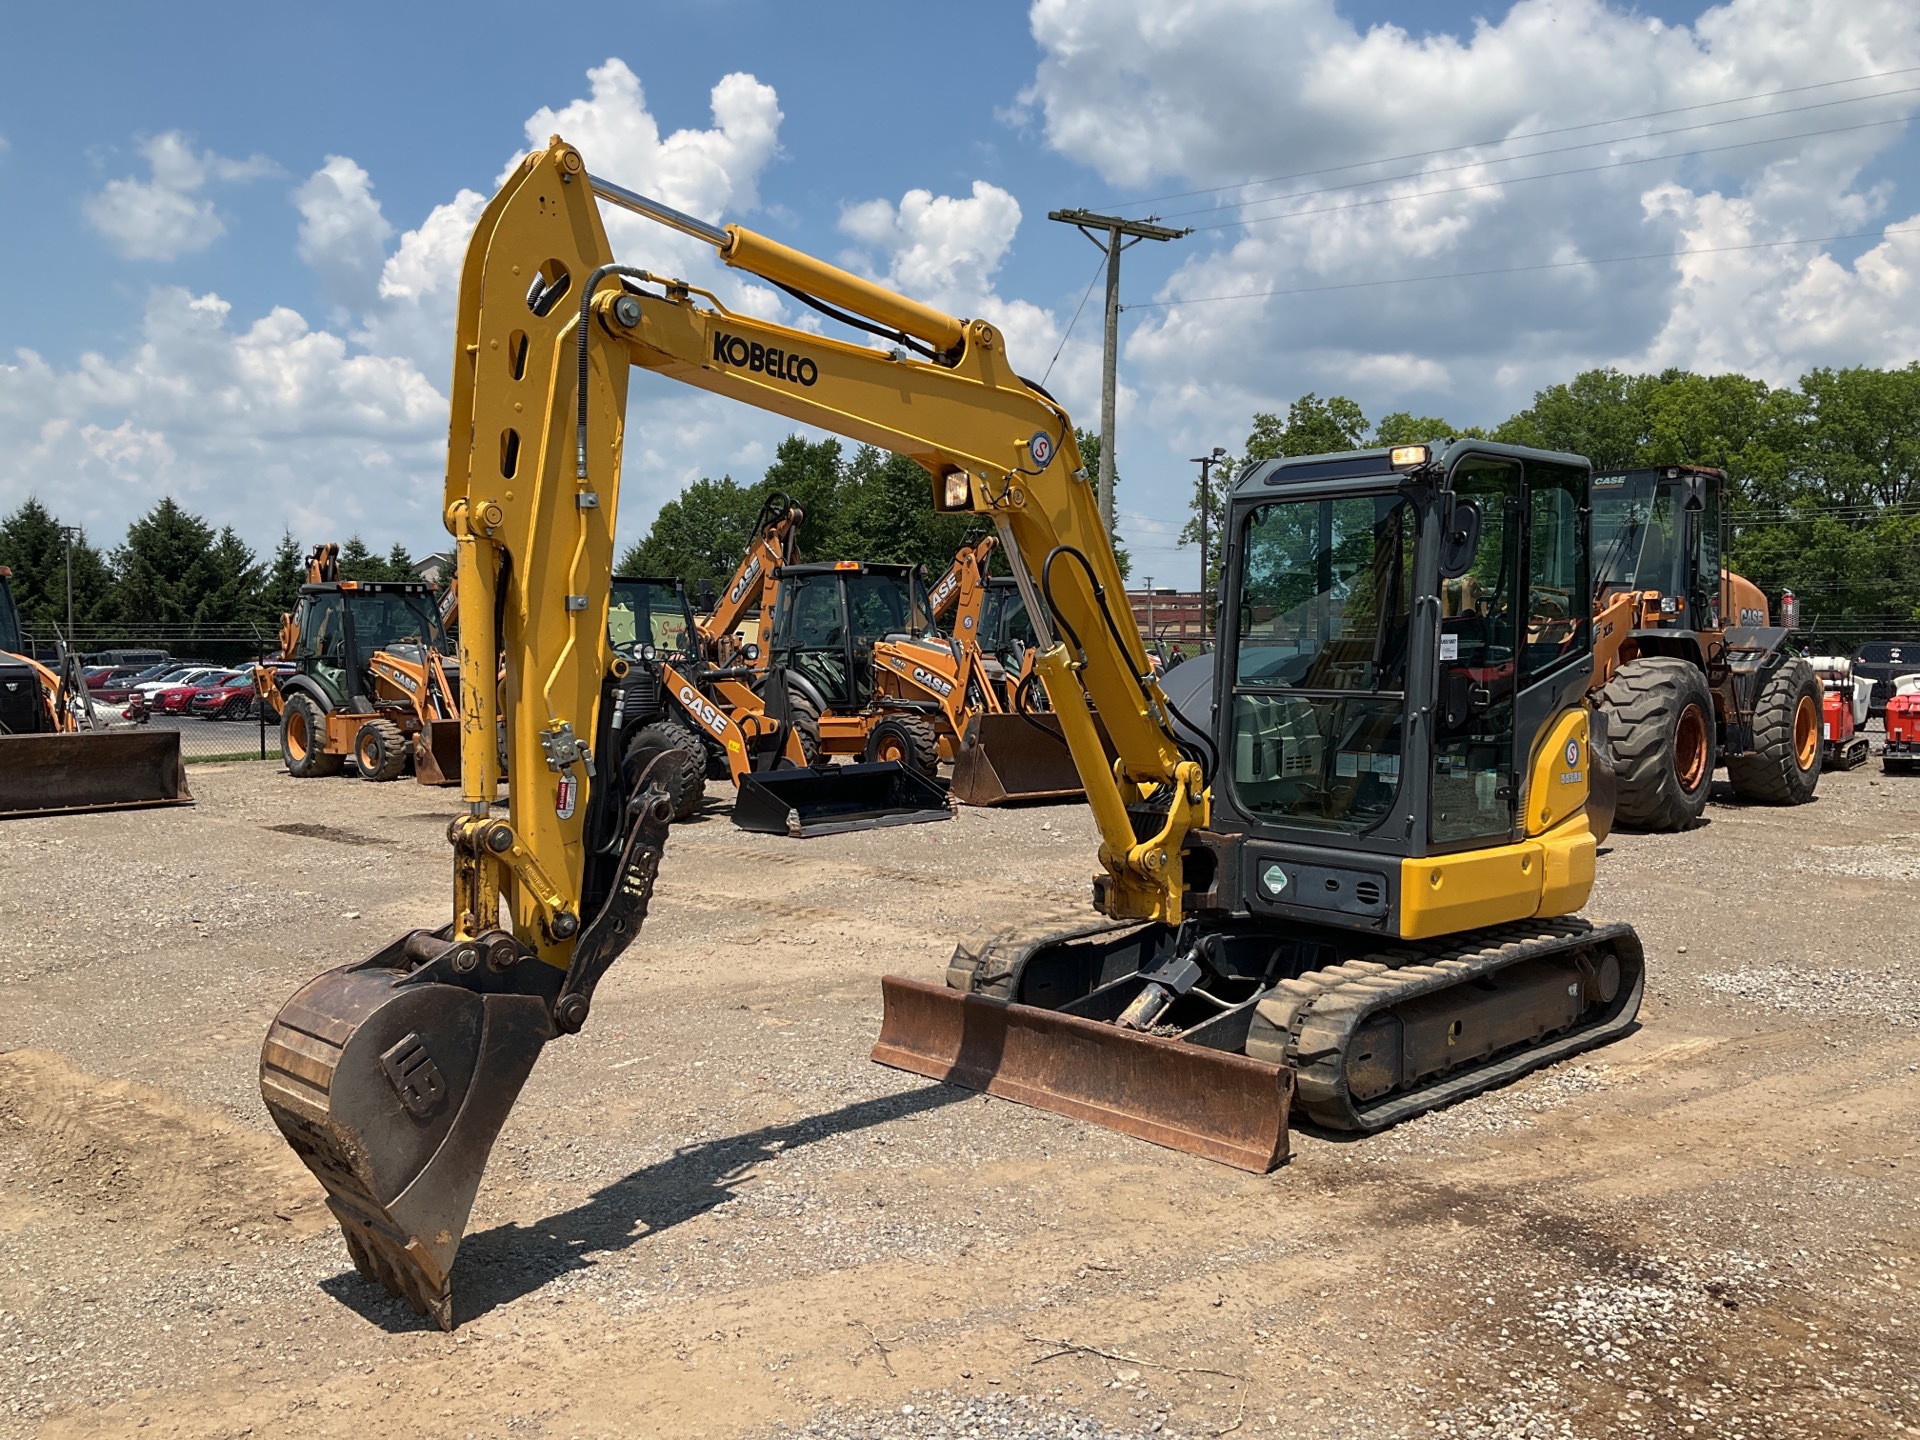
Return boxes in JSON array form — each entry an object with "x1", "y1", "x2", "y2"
[{"x1": 872, "y1": 974, "x2": 1292, "y2": 1172}]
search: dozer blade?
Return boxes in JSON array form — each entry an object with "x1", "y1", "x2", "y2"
[
  {"x1": 873, "y1": 975, "x2": 1292, "y2": 1172},
  {"x1": 733, "y1": 759, "x2": 952, "y2": 837},
  {"x1": 0, "y1": 729, "x2": 193, "y2": 819},
  {"x1": 949, "y1": 713, "x2": 1085, "y2": 807},
  {"x1": 412, "y1": 718, "x2": 461, "y2": 787},
  {"x1": 260, "y1": 936, "x2": 558, "y2": 1329}
]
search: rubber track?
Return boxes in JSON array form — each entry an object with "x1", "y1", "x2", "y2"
[
  {"x1": 948, "y1": 909, "x2": 1146, "y2": 998},
  {"x1": 1724, "y1": 656, "x2": 1819, "y2": 804},
  {"x1": 1269, "y1": 917, "x2": 1644, "y2": 1131}
]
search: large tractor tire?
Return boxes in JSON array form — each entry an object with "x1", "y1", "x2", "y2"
[
  {"x1": 624, "y1": 720, "x2": 707, "y2": 821},
  {"x1": 783, "y1": 680, "x2": 823, "y2": 768},
  {"x1": 863, "y1": 714, "x2": 941, "y2": 778},
  {"x1": 1598, "y1": 657, "x2": 1716, "y2": 831},
  {"x1": 280, "y1": 692, "x2": 344, "y2": 778},
  {"x1": 354, "y1": 719, "x2": 410, "y2": 782},
  {"x1": 1725, "y1": 656, "x2": 1822, "y2": 806}
]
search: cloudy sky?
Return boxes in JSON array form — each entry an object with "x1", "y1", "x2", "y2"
[{"x1": 2, "y1": 0, "x2": 1915, "y2": 584}]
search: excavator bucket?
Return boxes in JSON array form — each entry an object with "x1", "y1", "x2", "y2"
[
  {"x1": 0, "y1": 730, "x2": 193, "y2": 819},
  {"x1": 872, "y1": 975, "x2": 1292, "y2": 1172},
  {"x1": 949, "y1": 713, "x2": 1085, "y2": 807},
  {"x1": 260, "y1": 932, "x2": 559, "y2": 1329},
  {"x1": 412, "y1": 719, "x2": 462, "y2": 787},
  {"x1": 732, "y1": 760, "x2": 952, "y2": 837}
]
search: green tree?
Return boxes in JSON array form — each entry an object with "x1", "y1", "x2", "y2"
[
  {"x1": 336, "y1": 535, "x2": 385, "y2": 581},
  {"x1": 1373, "y1": 412, "x2": 1474, "y2": 446},
  {"x1": 760, "y1": 435, "x2": 846, "y2": 547},
  {"x1": 112, "y1": 497, "x2": 223, "y2": 628},
  {"x1": 618, "y1": 474, "x2": 763, "y2": 579},
  {"x1": 1797, "y1": 363, "x2": 1920, "y2": 508},
  {"x1": 261, "y1": 531, "x2": 305, "y2": 617},
  {"x1": 0, "y1": 498, "x2": 114, "y2": 635},
  {"x1": 1245, "y1": 393, "x2": 1370, "y2": 462},
  {"x1": 199, "y1": 526, "x2": 264, "y2": 627},
  {"x1": 826, "y1": 446, "x2": 978, "y2": 577},
  {"x1": 384, "y1": 542, "x2": 415, "y2": 582}
]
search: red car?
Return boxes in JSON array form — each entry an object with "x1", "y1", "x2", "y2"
[
  {"x1": 187, "y1": 670, "x2": 261, "y2": 721},
  {"x1": 153, "y1": 676, "x2": 222, "y2": 715}
]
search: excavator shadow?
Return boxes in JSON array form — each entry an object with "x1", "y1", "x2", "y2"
[{"x1": 319, "y1": 1082, "x2": 970, "y2": 1330}]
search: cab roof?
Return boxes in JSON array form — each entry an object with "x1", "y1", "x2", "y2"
[{"x1": 1234, "y1": 438, "x2": 1590, "y2": 493}]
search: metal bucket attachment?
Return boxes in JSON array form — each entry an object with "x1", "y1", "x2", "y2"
[
  {"x1": 873, "y1": 975, "x2": 1292, "y2": 1172},
  {"x1": 733, "y1": 760, "x2": 951, "y2": 837},
  {"x1": 949, "y1": 713, "x2": 1085, "y2": 807},
  {"x1": 0, "y1": 730, "x2": 193, "y2": 819},
  {"x1": 260, "y1": 936, "x2": 558, "y2": 1329},
  {"x1": 413, "y1": 718, "x2": 461, "y2": 787}
]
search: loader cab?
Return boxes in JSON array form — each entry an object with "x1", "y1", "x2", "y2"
[
  {"x1": 1210, "y1": 440, "x2": 1593, "y2": 934},
  {"x1": 608, "y1": 577, "x2": 698, "y2": 660},
  {"x1": 769, "y1": 562, "x2": 934, "y2": 710},
  {"x1": 1590, "y1": 465, "x2": 1724, "y2": 630},
  {"x1": 979, "y1": 577, "x2": 1037, "y2": 667},
  {"x1": 289, "y1": 581, "x2": 451, "y2": 710}
]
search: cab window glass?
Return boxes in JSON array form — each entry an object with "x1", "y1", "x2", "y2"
[{"x1": 1523, "y1": 462, "x2": 1589, "y2": 677}]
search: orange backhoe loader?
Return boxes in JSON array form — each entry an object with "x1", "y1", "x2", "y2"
[
  {"x1": 260, "y1": 140, "x2": 1643, "y2": 1329},
  {"x1": 695, "y1": 491, "x2": 803, "y2": 667}
]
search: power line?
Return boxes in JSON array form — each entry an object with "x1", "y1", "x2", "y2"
[
  {"x1": 1163, "y1": 85, "x2": 1920, "y2": 228},
  {"x1": 1098, "y1": 64, "x2": 1920, "y2": 212},
  {"x1": 1183, "y1": 110, "x2": 1918, "y2": 235},
  {"x1": 1040, "y1": 253, "x2": 1108, "y2": 388},
  {"x1": 1124, "y1": 224, "x2": 1920, "y2": 311}
]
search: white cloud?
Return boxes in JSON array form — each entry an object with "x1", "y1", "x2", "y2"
[
  {"x1": 294, "y1": 156, "x2": 394, "y2": 313},
  {"x1": 83, "y1": 132, "x2": 275, "y2": 262},
  {"x1": 5, "y1": 62, "x2": 797, "y2": 557},
  {"x1": 1021, "y1": 0, "x2": 1920, "y2": 443}
]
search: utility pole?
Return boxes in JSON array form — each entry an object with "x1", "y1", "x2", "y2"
[
  {"x1": 1144, "y1": 576, "x2": 1154, "y2": 642},
  {"x1": 1048, "y1": 208, "x2": 1190, "y2": 535},
  {"x1": 57, "y1": 524, "x2": 80, "y2": 637},
  {"x1": 1188, "y1": 448, "x2": 1226, "y2": 640}
]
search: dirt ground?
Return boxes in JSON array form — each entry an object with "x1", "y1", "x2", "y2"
[{"x1": 3, "y1": 753, "x2": 1918, "y2": 1440}]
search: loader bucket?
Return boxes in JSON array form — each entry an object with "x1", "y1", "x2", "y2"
[
  {"x1": 259, "y1": 937, "x2": 557, "y2": 1330},
  {"x1": 949, "y1": 712, "x2": 1085, "y2": 807},
  {"x1": 0, "y1": 730, "x2": 194, "y2": 819},
  {"x1": 732, "y1": 760, "x2": 952, "y2": 837},
  {"x1": 413, "y1": 719, "x2": 461, "y2": 787},
  {"x1": 872, "y1": 975, "x2": 1292, "y2": 1172}
]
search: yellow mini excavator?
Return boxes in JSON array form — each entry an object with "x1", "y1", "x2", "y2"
[{"x1": 260, "y1": 138, "x2": 1644, "y2": 1328}]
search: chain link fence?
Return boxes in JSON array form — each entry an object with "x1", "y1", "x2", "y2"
[{"x1": 25, "y1": 625, "x2": 280, "y2": 764}]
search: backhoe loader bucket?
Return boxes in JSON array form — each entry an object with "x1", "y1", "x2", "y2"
[
  {"x1": 260, "y1": 932, "x2": 559, "y2": 1330},
  {"x1": 412, "y1": 719, "x2": 462, "y2": 787},
  {"x1": 872, "y1": 975, "x2": 1292, "y2": 1172},
  {"x1": 949, "y1": 713, "x2": 1084, "y2": 807},
  {"x1": 0, "y1": 730, "x2": 193, "y2": 819},
  {"x1": 732, "y1": 760, "x2": 952, "y2": 837}
]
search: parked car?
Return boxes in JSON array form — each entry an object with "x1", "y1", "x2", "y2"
[
  {"x1": 1852, "y1": 641, "x2": 1920, "y2": 718},
  {"x1": 86, "y1": 664, "x2": 165, "y2": 703},
  {"x1": 152, "y1": 678, "x2": 212, "y2": 715},
  {"x1": 132, "y1": 665, "x2": 222, "y2": 698},
  {"x1": 187, "y1": 671, "x2": 262, "y2": 720}
]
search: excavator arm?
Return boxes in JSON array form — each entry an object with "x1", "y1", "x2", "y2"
[
  {"x1": 260, "y1": 136, "x2": 1206, "y2": 1327},
  {"x1": 699, "y1": 493, "x2": 803, "y2": 665}
]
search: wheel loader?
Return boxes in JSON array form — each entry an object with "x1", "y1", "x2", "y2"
[
  {"x1": 0, "y1": 568, "x2": 191, "y2": 818},
  {"x1": 1588, "y1": 465, "x2": 1820, "y2": 830},
  {"x1": 259, "y1": 139, "x2": 1643, "y2": 1328},
  {"x1": 261, "y1": 546, "x2": 463, "y2": 785}
]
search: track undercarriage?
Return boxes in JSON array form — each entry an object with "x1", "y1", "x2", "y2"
[{"x1": 875, "y1": 912, "x2": 1643, "y2": 1165}]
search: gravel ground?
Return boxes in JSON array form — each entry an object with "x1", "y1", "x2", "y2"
[{"x1": 3, "y1": 758, "x2": 1918, "y2": 1439}]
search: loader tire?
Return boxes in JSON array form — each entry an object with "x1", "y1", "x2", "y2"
[
  {"x1": 625, "y1": 720, "x2": 707, "y2": 821},
  {"x1": 1598, "y1": 657, "x2": 1716, "y2": 831},
  {"x1": 280, "y1": 693, "x2": 344, "y2": 778},
  {"x1": 864, "y1": 715, "x2": 940, "y2": 778},
  {"x1": 354, "y1": 719, "x2": 410, "y2": 782},
  {"x1": 1725, "y1": 656, "x2": 1821, "y2": 806},
  {"x1": 784, "y1": 681, "x2": 823, "y2": 768}
]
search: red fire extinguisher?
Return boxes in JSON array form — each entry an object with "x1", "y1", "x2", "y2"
[{"x1": 1779, "y1": 588, "x2": 1798, "y2": 631}]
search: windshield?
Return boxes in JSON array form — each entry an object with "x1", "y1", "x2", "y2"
[
  {"x1": 347, "y1": 591, "x2": 448, "y2": 654},
  {"x1": 0, "y1": 579, "x2": 20, "y2": 653},
  {"x1": 1591, "y1": 472, "x2": 1685, "y2": 596},
  {"x1": 609, "y1": 580, "x2": 694, "y2": 654},
  {"x1": 981, "y1": 582, "x2": 1036, "y2": 652},
  {"x1": 1229, "y1": 493, "x2": 1414, "y2": 833},
  {"x1": 846, "y1": 572, "x2": 929, "y2": 646}
]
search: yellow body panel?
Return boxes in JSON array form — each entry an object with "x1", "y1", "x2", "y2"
[
  {"x1": 1525, "y1": 706, "x2": 1591, "y2": 836},
  {"x1": 1397, "y1": 809, "x2": 1596, "y2": 940}
]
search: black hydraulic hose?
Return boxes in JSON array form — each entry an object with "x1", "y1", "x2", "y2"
[
  {"x1": 768, "y1": 281, "x2": 938, "y2": 360},
  {"x1": 577, "y1": 265, "x2": 657, "y2": 479}
]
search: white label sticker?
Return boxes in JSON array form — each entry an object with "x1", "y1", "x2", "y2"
[
  {"x1": 1335, "y1": 752, "x2": 1359, "y2": 777},
  {"x1": 1440, "y1": 634, "x2": 1460, "y2": 660},
  {"x1": 1373, "y1": 754, "x2": 1400, "y2": 777}
]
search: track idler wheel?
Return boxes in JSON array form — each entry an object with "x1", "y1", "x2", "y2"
[{"x1": 260, "y1": 931, "x2": 559, "y2": 1328}]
